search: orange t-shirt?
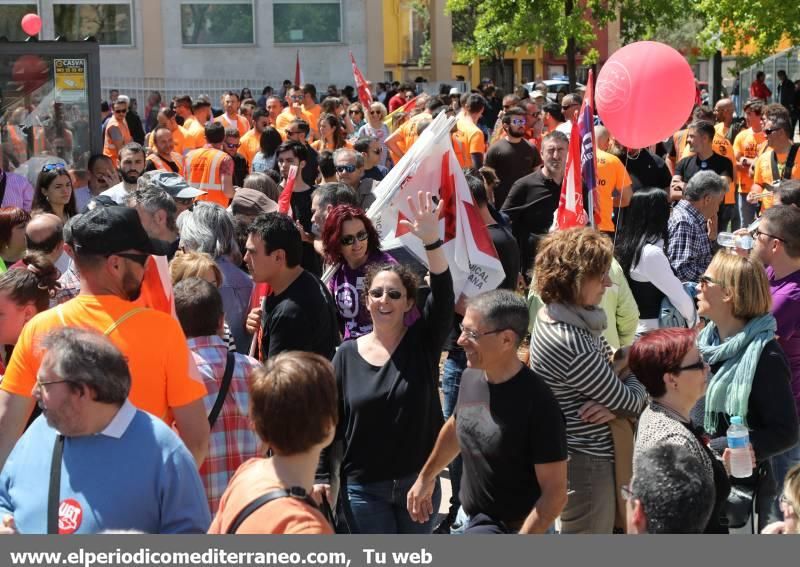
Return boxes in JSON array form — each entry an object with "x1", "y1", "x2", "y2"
[
  {"x1": 1, "y1": 295, "x2": 206, "y2": 422},
  {"x1": 208, "y1": 459, "x2": 333, "y2": 534},
  {"x1": 732, "y1": 128, "x2": 767, "y2": 193},
  {"x1": 182, "y1": 117, "x2": 207, "y2": 150},
  {"x1": 303, "y1": 104, "x2": 322, "y2": 137},
  {"x1": 275, "y1": 108, "x2": 314, "y2": 136},
  {"x1": 456, "y1": 118, "x2": 486, "y2": 164},
  {"x1": 682, "y1": 133, "x2": 737, "y2": 204},
  {"x1": 240, "y1": 129, "x2": 261, "y2": 166},
  {"x1": 596, "y1": 149, "x2": 632, "y2": 233},
  {"x1": 149, "y1": 126, "x2": 189, "y2": 157},
  {"x1": 752, "y1": 148, "x2": 800, "y2": 210}
]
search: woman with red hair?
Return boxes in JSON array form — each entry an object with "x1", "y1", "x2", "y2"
[
  {"x1": 629, "y1": 327, "x2": 730, "y2": 533},
  {"x1": 0, "y1": 207, "x2": 30, "y2": 273},
  {"x1": 322, "y1": 204, "x2": 396, "y2": 339}
]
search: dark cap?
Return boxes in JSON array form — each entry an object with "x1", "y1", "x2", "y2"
[
  {"x1": 70, "y1": 206, "x2": 169, "y2": 256},
  {"x1": 231, "y1": 188, "x2": 278, "y2": 217},
  {"x1": 147, "y1": 172, "x2": 206, "y2": 199}
]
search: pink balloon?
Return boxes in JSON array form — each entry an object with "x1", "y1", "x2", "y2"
[
  {"x1": 596, "y1": 41, "x2": 695, "y2": 149},
  {"x1": 21, "y1": 13, "x2": 42, "y2": 36}
]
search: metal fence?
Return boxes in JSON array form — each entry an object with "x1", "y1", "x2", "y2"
[
  {"x1": 737, "y1": 47, "x2": 800, "y2": 114},
  {"x1": 100, "y1": 77, "x2": 268, "y2": 106}
]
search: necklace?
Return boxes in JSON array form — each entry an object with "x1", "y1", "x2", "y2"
[{"x1": 627, "y1": 149, "x2": 641, "y2": 160}]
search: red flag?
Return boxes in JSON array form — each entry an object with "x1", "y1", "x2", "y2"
[
  {"x1": 349, "y1": 51, "x2": 373, "y2": 108},
  {"x1": 136, "y1": 255, "x2": 175, "y2": 316},
  {"x1": 294, "y1": 50, "x2": 303, "y2": 86},
  {"x1": 554, "y1": 120, "x2": 589, "y2": 230},
  {"x1": 577, "y1": 69, "x2": 601, "y2": 228},
  {"x1": 277, "y1": 165, "x2": 298, "y2": 215}
]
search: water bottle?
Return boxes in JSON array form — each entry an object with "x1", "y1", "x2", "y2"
[
  {"x1": 727, "y1": 416, "x2": 753, "y2": 478},
  {"x1": 717, "y1": 232, "x2": 754, "y2": 250}
]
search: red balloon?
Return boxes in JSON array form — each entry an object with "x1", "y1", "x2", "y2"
[
  {"x1": 12, "y1": 55, "x2": 49, "y2": 94},
  {"x1": 595, "y1": 41, "x2": 695, "y2": 149},
  {"x1": 21, "y1": 13, "x2": 42, "y2": 36}
]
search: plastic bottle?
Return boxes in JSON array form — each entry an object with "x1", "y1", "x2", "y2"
[
  {"x1": 717, "y1": 232, "x2": 754, "y2": 250},
  {"x1": 727, "y1": 416, "x2": 753, "y2": 478}
]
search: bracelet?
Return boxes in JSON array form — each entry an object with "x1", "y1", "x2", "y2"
[{"x1": 424, "y1": 239, "x2": 443, "y2": 251}]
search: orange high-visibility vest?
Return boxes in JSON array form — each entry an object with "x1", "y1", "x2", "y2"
[
  {"x1": 214, "y1": 113, "x2": 249, "y2": 138},
  {"x1": 148, "y1": 126, "x2": 189, "y2": 157},
  {"x1": 103, "y1": 117, "x2": 133, "y2": 166},
  {"x1": 183, "y1": 147, "x2": 229, "y2": 206},
  {"x1": 147, "y1": 152, "x2": 184, "y2": 173}
]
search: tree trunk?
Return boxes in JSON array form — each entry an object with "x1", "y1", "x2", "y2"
[{"x1": 566, "y1": 0, "x2": 577, "y2": 90}]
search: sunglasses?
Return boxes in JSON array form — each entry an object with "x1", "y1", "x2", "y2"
[
  {"x1": 286, "y1": 130, "x2": 304, "y2": 136},
  {"x1": 349, "y1": 110, "x2": 363, "y2": 115},
  {"x1": 41, "y1": 162, "x2": 67, "y2": 173},
  {"x1": 510, "y1": 118, "x2": 526, "y2": 126},
  {"x1": 369, "y1": 110, "x2": 383, "y2": 116},
  {"x1": 677, "y1": 359, "x2": 707, "y2": 373},
  {"x1": 225, "y1": 142, "x2": 241, "y2": 148},
  {"x1": 698, "y1": 274, "x2": 724, "y2": 287},
  {"x1": 368, "y1": 287, "x2": 403, "y2": 300},
  {"x1": 111, "y1": 252, "x2": 150, "y2": 266},
  {"x1": 335, "y1": 164, "x2": 357, "y2": 174},
  {"x1": 764, "y1": 127, "x2": 781, "y2": 135},
  {"x1": 113, "y1": 109, "x2": 126, "y2": 114},
  {"x1": 290, "y1": 95, "x2": 303, "y2": 101},
  {"x1": 340, "y1": 230, "x2": 369, "y2": 246}
]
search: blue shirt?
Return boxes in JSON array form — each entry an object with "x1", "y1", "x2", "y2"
[
  {"x1": 0, "y1": 401, "x2": 211, "y2": 534},
  {"x1": 217, "y1": 257, "x2": 254, "y2": 353}
]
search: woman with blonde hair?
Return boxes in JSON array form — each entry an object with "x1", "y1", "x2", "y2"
[
  {"x1": 356, "y1": 102, "x2": 390, "y2": 167},
  {"x1": 693, "y1": 251, "x2": 798, "y2": 531},
  {"x1": 529, "y1": 227, "x2": 647, "y2": 534}
]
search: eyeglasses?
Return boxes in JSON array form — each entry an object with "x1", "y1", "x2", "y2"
[
  {"x1": 677, "y1": 359, "x2": 708, "y2": 373},
  {"x1": 340, "y1": 230, "x2": 369, "y2": 247},
  {"x1": 510, "y1": 118, "x2": 526, "y2": 127},
  {"x1": 458, "y1": 323, "x2": 508, "y2": 341},
  {"x1": 751, "y1": 228, "x2": 785, "y2": 242},
  {"x1": 698, "y1": 274, "x2": 724, "y2": 287},
  {"x1": 335, "y1": 164, "x2": 357, "y2": 174},
  {"x1": 41, "y1": 162, "x2": 67, "y2": 173},
  {"x1": 112, "y1": 252, "x2": 150, "y2": 266},
  {"x1": 225, "y1": 142, "x2": 241, "y2": 149},
  {"x1": 368, "y1": 287, "x2": 404, "y2": 300},
  {"x1": 34, "y1": 378, "x2": 72, "y2": 390},
  {"x1": 764, "y1": 127, "x2": 781, "y2": 135},
  {"x1": 369, "y1": 110, "x2": 383, "y2": 116}
]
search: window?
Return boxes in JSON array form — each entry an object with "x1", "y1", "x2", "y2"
[
  {"x1": 181, "y1": 0, "x2": 254, "y2": 45},
  {"x1": 273, "y1": 0, "x2": 341, "y2": 44},
  {"x1": 53, "y1": 2, "x2": 133, "y2": 46},
  {"x1": 0, "y1": 3, "x2": 37, "y2": 42}
]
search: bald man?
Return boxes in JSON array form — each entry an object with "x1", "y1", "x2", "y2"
[
  {"x1": 713, "y1": 98, "x2": 735, "y2": 139},
  {"x1": 25, "y1": 213, "x2": 70, "y2": 275},
  {"x1": 594, "y1": 126, "x2": 632, "y2": 235}
]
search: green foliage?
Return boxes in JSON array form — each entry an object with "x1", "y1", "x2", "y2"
[{"x1": 181, "y1": 3, "x2": 255, "y2": 45}]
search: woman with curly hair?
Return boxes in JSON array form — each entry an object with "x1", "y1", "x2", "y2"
[
  {"x1": 321, "y1": 205, "x2": 396, "y2": 340},
  {"x1": 529, "y1": 227, "x2": 647, "y2": 534}
]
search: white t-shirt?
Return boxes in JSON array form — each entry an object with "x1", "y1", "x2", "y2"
[{"x1": 100, "y1": 182, "x2": 135, "y2": 206}]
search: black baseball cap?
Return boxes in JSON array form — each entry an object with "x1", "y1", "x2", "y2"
[{"x1": 70, "y1": 206, "x2": 170, "y2": 257}]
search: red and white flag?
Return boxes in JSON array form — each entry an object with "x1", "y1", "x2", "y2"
[
  {"x1": 294, "y1": 50, "x2": 304, "y2": 86},
  {"x1": 277, "y1": 165, "x2": 298, "y2": 216},
  {"x1": 366, "y1": 113, "x2": 505, "y2": 299},
  {"x1": 553, "y1": 120, "x2": 589, "y2": 230},
  {"x1": 349, "y1": 51, "x2": 373, "y2": 108}
]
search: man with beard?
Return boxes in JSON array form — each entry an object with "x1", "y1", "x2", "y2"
[
  {"x1": 0, "y1": 206, "x2": 210, "y2": 470},
  {"x1": 501, "y1": 131, "x2": 570, "y2": 278},
  {"x1": 486, "y1": 108, "x2": 542, "y2": 208},
  {"x1": 100, "y1": 143, "x2": 146, "y2": 205}
]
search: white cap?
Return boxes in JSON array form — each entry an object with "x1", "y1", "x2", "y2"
[{"x1": 449, "y1": 87, "x2": 460, "y2": 96}]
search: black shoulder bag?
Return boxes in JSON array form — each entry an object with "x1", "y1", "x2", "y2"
[
  {"x1": 47, "y1": 435, "x2": 65, "y2": 534},
  {"x1": 770, "y1": 143, "x2": 800, "y2": 182},
  {"x1": 208, "y1": 352, "x2": 235, "y2": 428},
  {"x1": 225, "y1": 486, "x2": 332, "y2": 534}
]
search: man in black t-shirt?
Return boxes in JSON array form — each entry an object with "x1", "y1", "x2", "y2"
[
  {"x1": 671, "y1": 121, "x2": 733, "y2": 202},
  {"x1": 620, "y1": 146, "x2": 672, "y2": 192},
  {"x1": 408, "y1": 290, "x2": 567, "y2": 534},
  {"x1": 485, "y1": 108, "x2": 542, "y2": 208},
  {"x1": 244, "y1": 213, "x2": 339, "y2": 362}
]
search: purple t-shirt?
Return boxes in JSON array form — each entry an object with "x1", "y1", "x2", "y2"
[
  {"x1": 328, "y1": 251, "x2": 397, "y2": 340},
  {"x1": 768, "y1": 265, "x2": 800, "y2": 416}
]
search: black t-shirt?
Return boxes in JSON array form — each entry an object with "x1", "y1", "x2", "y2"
[
  {"x1": 261, "y1": 269, "x2": 340, "y2": 361},
  {"x1": 500, "y1": 170, "x2": 562, "y2": 275},
  {"x1": 485, "y1": 139, "x2": 543, "y2": 208},
  {"x1": 455, "y1": 366, "x2": 568, "y2": 523},
  {"x1": 675, "y1": 152, "x2": 734, "y2": 183},
  {"x1": 444, "y1": 223, "x2": 520, "y2": 351},
  {"x1": 232, "y1": 153, "x2": 249, "y2": 187},
  {"x1": 290, "y1": 187, "x2": 322, "y2": 277},
  {"x1": 625, "y1": 149, "x2": 672, "y2": 192}
]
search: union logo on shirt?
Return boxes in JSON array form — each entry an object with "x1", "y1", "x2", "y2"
[{"x1": 58, "y1": 499, "x2": 83, "y2": 534}]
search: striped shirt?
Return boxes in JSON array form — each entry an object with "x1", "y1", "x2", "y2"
[
  {"x1": 530, "y1": 312, "x2": 647, "y2": 458},
  {"x1": 0, "y1": 170, "x2": 34, "y2": 211}
]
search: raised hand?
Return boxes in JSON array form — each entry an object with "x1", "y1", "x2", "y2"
[{"x1": 398, "y1": 191, "x2": 442, "y2": 246}]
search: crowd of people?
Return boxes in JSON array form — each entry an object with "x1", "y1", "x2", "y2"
[{"x1": 0, "y1": 70, "x2": 799, "y2": 536}]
